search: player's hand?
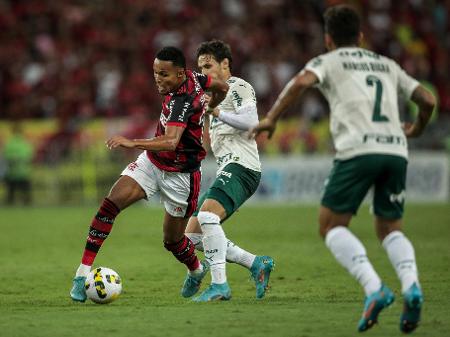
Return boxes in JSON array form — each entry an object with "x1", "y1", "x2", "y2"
[
  {"x1": 106, "y1": 136, "x2": 135, "y2": 149},
  {"x1": 248, "y1": 118, "x2": 276, "y2": 139},
  {"x1": 402, "y1": 122, "x2": 423, "y2": 138},
  {"x1": 204, "y1": 93, "x2": 212, "y2": 104}
]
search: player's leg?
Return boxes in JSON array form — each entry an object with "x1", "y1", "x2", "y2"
[
  {"x1": 192, "y1": 198, "x2": 231, "y2": 301},
  {"x1": 378, "y1": 218, "x2": 422, "y2": 333},
  {"x1": 186, "y1": 202, "x2": 259, "y2": 271},
  {"x1": 185, "y1": 205, "x2": 273, "y2": 299},
  {"x1": 320, "y1": 156, "x2": 394, "y2": 331},
  {"x1": 373, "y1": 155, "x2": 422, "y2": 333},
  {"x1": 158, "y1": 169, "x2": 206, "y2": 296},
  {"x1": 181, "y1": 215, "x2": 210, "y2": 297},
  {"x1": 70, "y1": 153, "x2": 153, "y2": 302},
  {"x1": 70, "y1": 175, "x2": 146, "y2": 302},
  {"x1": 193, "y1": 163, "x2": 272, "y2": 301},
  {"x1": 162, "y1": 211, "x2": 203, "y2": 271}
]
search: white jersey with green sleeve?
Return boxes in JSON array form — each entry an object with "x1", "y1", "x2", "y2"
[
  {"x1": 209, "y1": 76, "x2": 261, "y2": 172},
  {"x1": 304, "y1": 47, "x2": 420, "y2": 160}
]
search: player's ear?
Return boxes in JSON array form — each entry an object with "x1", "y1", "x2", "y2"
[
  {"x1": 324, "y1": 33, "x2": 334, "y2": 51},
  {"x1": 221, "y1": 58, "x2": 229, "y2": 71},
  {"x1": 358, "y1": 32, "x2": 364, "y2": 46},
  {"x1": 177, "y1": 68, "x2": 185, "y2": 78}
]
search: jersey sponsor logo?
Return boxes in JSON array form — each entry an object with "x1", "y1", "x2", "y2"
[
  {"x1": 362, "y1": 133, "x2": 406, "y2": 146},
  {"x1": 390, "y1": 190, "x2": 405, "y2": 204},
  {"x1": 339, "y1": 49, "x2": 380, "y2": 59},
  {"x1": 231, "y1": 90, "x2": 243, "y2": 107},
  {"x1": 205, "y1": 249, "x2": 218, "y2": 254},
  {"x1": 178, "y1": 101, "x2": 190, "y2": 122},
  {"x1": 193, "y1": 72, "x2": 202, "y2": 94}
]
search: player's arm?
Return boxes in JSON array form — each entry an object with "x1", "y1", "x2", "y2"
[
  {"x1": 250, "y1": 70, "x2": 318, "y2": 139},
  {"x1": 208, "y1": 82, "x2": 259, "y2": 131},
  {"x1": 206, "y1": 78, "x2": 229, "y2": 110},
  {"x1": 208, "y1": 105, "x2": 258, "y2": 131},
  {"x1": 404, "y1": 85, "x2": 435, "y2": 138},
  {"x1": 106, "y1": 125, "x2": 184, "y2": 151}
]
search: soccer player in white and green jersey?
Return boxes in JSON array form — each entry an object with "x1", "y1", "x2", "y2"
[
  {"x1": 251, "y1": 5, "x2": 435, "y2": 333},
  {"x1": 180, "y1": 40, "x2": 274, "y2": 302}
]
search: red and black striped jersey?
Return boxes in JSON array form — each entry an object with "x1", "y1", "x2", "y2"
[{"x1": 147, "y1": 70, "x2": 211, "y2": 173}]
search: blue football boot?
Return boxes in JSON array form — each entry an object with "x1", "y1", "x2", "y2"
[
  {"x1": 192, "y1": 282, "x2": 231, "y2": 302},
  {"x1": 250, "y1": 256, "x2": 275, "y2": 299},
  {"x1": 400, "y1": 283, "x2": 423, "y2": 333},
  {"x1": 181, "y1": 260, "x2": 210, "y2": 298},
  {"x1": 358, "y1": 284, "x2": 395, "y2": 332},
  {"x1": 70, "y1": 276, "x2": 87, "y2": 302}
]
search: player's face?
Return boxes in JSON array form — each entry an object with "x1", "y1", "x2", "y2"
[
  {"x1": 197, "y1": 54, "x2": 223, "y2": 80},
  {"x1": 153, "y1": 58, "x2": 184, "y2": 94}
]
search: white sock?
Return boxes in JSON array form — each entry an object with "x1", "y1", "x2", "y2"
[
  {"x1": 184, "y1": 233, "x2": 204, "y2": 275},
  {"x1": 75, "y1": 264, "x2": 91, "y2": 277},
  {"x1": 186, "y1": 232, "x2": 204, "y2": 251},
  {"x1": 186, "y1": 232, "x2": 255, "y2": 269},
  {"x1": 198, "y1": 211, "x2": 227, "y2": 284},
  {"x1": 382, "y1": 230, "x2": 419, "y2": 293},
  {"x1": 226, "y1": 239, "x2": 256, "y2": 269},
  {"x1": 325, "y1": 226, "x2": 382, "y2": 296}
]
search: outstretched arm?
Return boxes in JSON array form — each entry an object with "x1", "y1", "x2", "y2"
[
  {"x1": 249, "y1": 70, "x2": 318, "y2": 139},
  {"x1": 404, "y1": 85, "x2": 435, "y2": 138},
  {"x1": 106, "y1": 125, "x2": 185, "y2": 151}
]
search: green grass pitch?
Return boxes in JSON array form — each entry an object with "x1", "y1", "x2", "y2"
[{"x1": 0, "y1": 204, "x2": 449, "y2": 337}]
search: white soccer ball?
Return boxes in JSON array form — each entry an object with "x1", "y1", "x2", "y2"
[{"x1": 85, "y1": 267, "x2": 122, "y2": 304}]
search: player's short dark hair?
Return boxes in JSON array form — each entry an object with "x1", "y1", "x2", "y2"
[
  {"x1": 324, "y1": 5, "x2": 361, "y2": 47},
  {"x1": 156, "y1": 46, "x2": 186, "y2": 69},
  {"x1": 196, "y1": 39, "x2": 233, "y2": 70}
]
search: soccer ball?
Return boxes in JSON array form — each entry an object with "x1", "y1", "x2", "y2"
[{"x1": 85, "y1": 267, "x2": 122, "y2": 304}]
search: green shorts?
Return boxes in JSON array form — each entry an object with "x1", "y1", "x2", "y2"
[
  {"x1": 193, "y1": 163, "x2": 261, "y2": 220},
  {"x1": 321, "y1": 154, "x2": 407, "y2": 219}
]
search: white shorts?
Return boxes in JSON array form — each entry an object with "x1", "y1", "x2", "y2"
[{"x1": 121, "y1": 152, "x2": 201, "y2": 217}]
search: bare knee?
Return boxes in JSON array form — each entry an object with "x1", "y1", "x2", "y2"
[
  {"x1": 318, "y1": 206, "x2": 352, "y2": 239},
  {"x1": 375, "y1": 217, "x2": 403, "y2": 241},
  {"x1": 163, "y1": 211, "x2": 188, "y2": 244}
]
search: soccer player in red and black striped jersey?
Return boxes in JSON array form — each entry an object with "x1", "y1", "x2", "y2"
[{"x1": 70, "y1": 46, "x2": 229, "y2": 302}]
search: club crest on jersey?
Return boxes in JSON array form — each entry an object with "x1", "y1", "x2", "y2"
[{"x1": 127, "y1": 162, "x2": 139, "y2": 171}]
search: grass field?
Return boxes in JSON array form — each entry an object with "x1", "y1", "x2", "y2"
[{"x1": 0, "y1": 204, "x2": 449, "y2": 337}]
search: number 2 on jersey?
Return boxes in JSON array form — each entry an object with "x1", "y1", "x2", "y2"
[{"x1": 366, "y1": 75, "x2": 389, "y2": 122}]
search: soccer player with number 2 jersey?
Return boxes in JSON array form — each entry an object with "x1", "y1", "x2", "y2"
[{"x1": 251, "y1": 5, "x2": 435, "y2": 334}]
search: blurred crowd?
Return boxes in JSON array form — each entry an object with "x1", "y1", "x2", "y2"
[{"x1": 0, "y1": 0, "x2": 449, "y2": 153}]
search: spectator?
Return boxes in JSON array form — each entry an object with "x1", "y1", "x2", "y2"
[{"x1": 2, "y1": 122, "x2": 34, "y2": 205}]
